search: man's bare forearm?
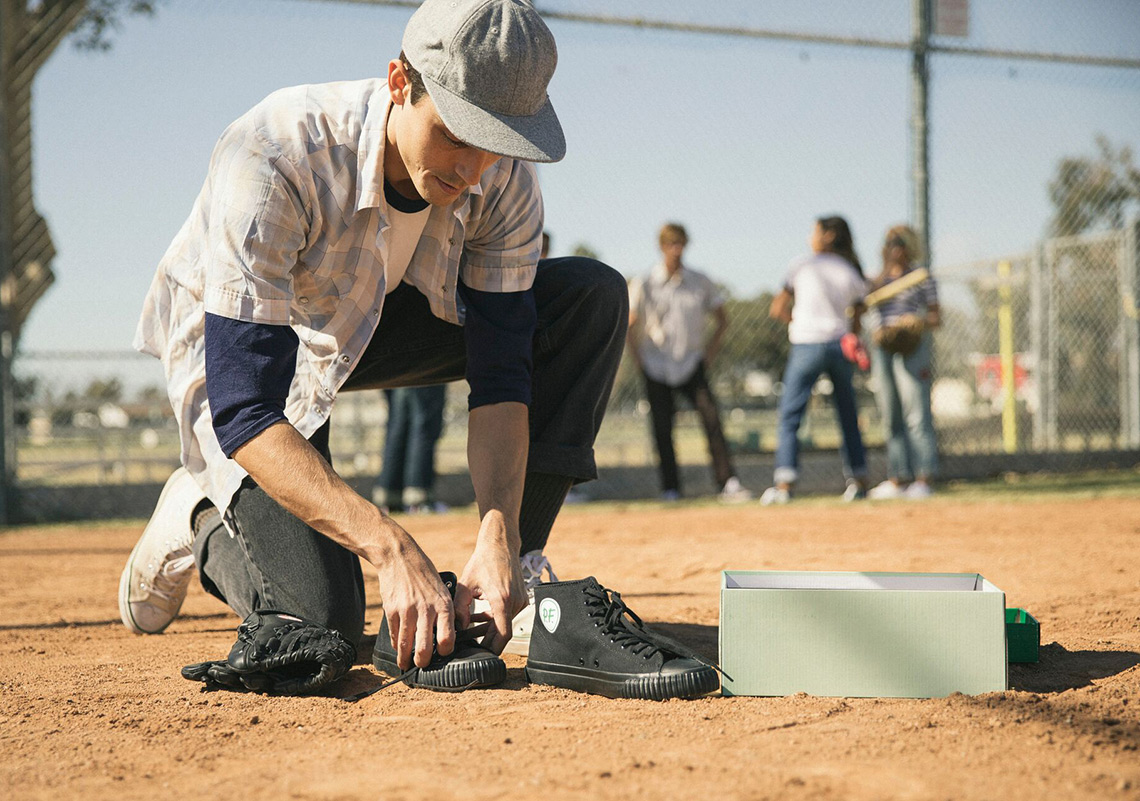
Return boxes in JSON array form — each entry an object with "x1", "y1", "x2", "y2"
[
  {"x1": 232, "y1": 421, "x2": 406, "y2": 566},
  {"x1": 466, "y1": 402, "x2": 528, "y2": 552}
]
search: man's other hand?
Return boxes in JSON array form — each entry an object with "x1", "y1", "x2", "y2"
[{"x1": 455, "y1": 514, "x2": 526, "y2": 655}]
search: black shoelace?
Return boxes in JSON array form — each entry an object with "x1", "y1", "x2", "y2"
[{"x1": 582, "y1": 583, "x2": 728, "y2": 679}]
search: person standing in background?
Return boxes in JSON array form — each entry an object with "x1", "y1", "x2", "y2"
[
  {"x1": 762, "y1": 216, "x2": 870, "y2": 505},
  {"x1": 867, "y1": 224, "x2": 941, "y2": 500},
  {"x1": 373, "y1": 385, "x2": 449, "y2": 514},
  {"x1": 627, "y1": 223, "x2": 751, "y2": 503}
]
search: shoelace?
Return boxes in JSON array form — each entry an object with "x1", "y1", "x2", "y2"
[
  {"x1": 582, "y1": 583, "x2": 728, "y2": 678},
  {"x1": 520, "y1": 552, "x2": 558, "y2": 591},
  {"x1": 145, "y1": 552, "x2": 195, "y2": 603}
]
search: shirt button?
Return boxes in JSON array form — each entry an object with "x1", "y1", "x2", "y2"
[
  {"x1": 372, "y1": 308, "x2": 380, "y2": 317},
  {"x1": 340, "y1": 355, "x2": 351, "y2": 363},
  {"x1": 298, "y1": 296, "x2": 308, "y2": 304},
  {"x1": 448, "y1": 238, "x2": 456, "y2": 245}
]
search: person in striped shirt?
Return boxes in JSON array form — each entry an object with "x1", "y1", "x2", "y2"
[{"x1": 866, "y1": 224, "x2": 941, "y2": 500}]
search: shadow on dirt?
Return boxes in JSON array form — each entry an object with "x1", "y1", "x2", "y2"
[
  {"x1": 1010, "y1": 642, "x2": 1140, "y2": 693},
  {"x1": 646, "y1": 621, "x2": 718, "y2": 663}
]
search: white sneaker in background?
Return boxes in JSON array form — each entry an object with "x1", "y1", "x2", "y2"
[
  {"x1": 842, "y1": 483, "x2": 867, "y2": 502},
  {"x1": 474, "y1": 550, "x2": 558, "y2": 657},
  {"x1": 867, "y1": 480, "x2": 905, "y2": 500},
  {"x1": 718, "y1": 476, "x2": 753, "y2": 504},
  {"x1": 905, "y1": 481, "x2": 934, "y2": 500},
  {"x1": 759, "y1": 486, "x2": 791, "y2": 506},
  {"x1": 118, "y1": 468, "x2": 205, "y2": 634}
]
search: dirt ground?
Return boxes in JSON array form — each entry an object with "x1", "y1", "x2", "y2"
[{"x1": 2, "y1": 478, "x2": 1139, "y2": 801}]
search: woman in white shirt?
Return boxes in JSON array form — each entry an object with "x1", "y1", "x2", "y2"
[{"x1": 762, "y1": 216, "x2": 870, "y2": 504}]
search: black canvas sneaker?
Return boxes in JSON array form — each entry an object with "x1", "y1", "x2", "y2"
[
  {"x1": 372, "y1": 572, "x2": 506, "y2": 692},
  {"x1": 525, "y1": 577, "x2": 721, "y2": 700}
]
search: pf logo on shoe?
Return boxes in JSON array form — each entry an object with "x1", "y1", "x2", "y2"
[{"x1": 538, "y1": 598, "x2": 561, "y2": 633}]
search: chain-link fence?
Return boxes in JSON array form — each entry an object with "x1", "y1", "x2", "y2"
[
  {"x1": 6, "y1": 0, "x2": 1140, "y2": 519},
  {"x1": 13, "y1": 218, "x2": 1138, "y2": 517}
]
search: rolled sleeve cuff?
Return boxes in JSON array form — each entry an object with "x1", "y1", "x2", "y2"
[
  {"x1": 459, "y1": 261, "x2": 537, "y2": 293},
  {"x1": 204, "y1": 284, "x2": 292, "y2": 324}
]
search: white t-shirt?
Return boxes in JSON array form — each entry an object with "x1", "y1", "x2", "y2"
[
  {"x1": 783, "y1": 253, "x2": 867, "y2": 345},
  {"x1": 384, "y1": 204, "x2": 432, "y2": 294}
]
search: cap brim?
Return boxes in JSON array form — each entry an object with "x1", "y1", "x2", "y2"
[{"x1": 422, "y1": 75, "x2": 566, "y2": 164}]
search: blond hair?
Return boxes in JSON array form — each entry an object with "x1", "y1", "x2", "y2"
[
  {"x1": 658, "y1": 222, "x2": 688, "y2": 248},
  {"x1": 883, "y1": 224, "x2": 923, "y2": 264}
]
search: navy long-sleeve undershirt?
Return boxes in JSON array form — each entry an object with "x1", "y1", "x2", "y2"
[{"x1": 204, "y1": 284, "x2": 536, "y2": 458}]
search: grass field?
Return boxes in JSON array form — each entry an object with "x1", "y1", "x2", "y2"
[{"x1": 1, "y1": 470, "x2": 1138, "y2": 800}]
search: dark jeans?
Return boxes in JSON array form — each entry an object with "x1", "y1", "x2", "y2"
[
  {"x1": 773, "y1": 340, "x2": 867, "y2": 486},
  {"x1": 643, "y1": 362, "x2": 735, "y2": 494},
  {"x1": 377, "y1": 385, "x2": 448, "y2": 506},
  {"x1": 194, "y1": 257, "x2": 629, "y2": 645}
]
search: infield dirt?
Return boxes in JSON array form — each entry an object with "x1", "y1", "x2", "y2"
[{"x1": 2, "y1": 481, "x2": 1139, "y2": 800}]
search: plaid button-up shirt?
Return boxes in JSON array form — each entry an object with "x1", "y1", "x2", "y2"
[{"x1": 135, "y1": 79, "x2": 544, "y2": 515}]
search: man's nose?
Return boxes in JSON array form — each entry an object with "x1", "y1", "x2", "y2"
[{"x1": 456, "y1": 149, "x2": 496, "y2": 185}]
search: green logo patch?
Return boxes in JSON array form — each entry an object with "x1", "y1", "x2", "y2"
[{"x1": 538, "y1": 598, "x2": 561, "y2": 633}]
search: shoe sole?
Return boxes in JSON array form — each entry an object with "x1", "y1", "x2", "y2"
[
  {"x1": 525, "y1": 660, "x2": 719, "y2": 700},
  {"x1": 118, "y1": 472, "x2": 192, "y2": 635},
  {"x1": 373, "y1": 654, "x2": 506, "y2": 691}
]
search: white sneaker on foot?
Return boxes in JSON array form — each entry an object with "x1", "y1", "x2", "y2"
[
  {"x1": 718, "y1": 476, "x2": 753, "y2": 504},
  {"x1": 118, "y1": 468, "x2": 205, "y2": 634},
  {"x1": 759, "y1": 486, "x2": 791, "y2": 506},
  {"x1": 474, "y1": 550, "x2": 559, "y2": 657},
  {"x1": 867, "y1": 480, "x2": 905, "y2": 500},
  {"x1": 905, "y1": 481, "x2": 933, "y2": 500}
]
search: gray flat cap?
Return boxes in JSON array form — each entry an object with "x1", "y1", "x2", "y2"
[{"x1": 402, "y1": 0, "x2": 565, "y2": 163}]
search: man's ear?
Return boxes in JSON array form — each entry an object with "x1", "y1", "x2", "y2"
[{"x1": 388, "y1": 59, "x2": 410, "y2": 106}]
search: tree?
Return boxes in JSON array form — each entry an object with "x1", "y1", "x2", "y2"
[
  {"x1": 71, "y1": 1, "x2": 160, "y2": 51},
  {"x1": 1049, "y1": 135, "x2": 1140, "y2": 237},
  {"x1": 571, "y1": 242, "x2": 600, "y2": 261}
]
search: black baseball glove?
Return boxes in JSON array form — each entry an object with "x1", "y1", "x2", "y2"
[{"x1": 182, "y1": 610, "x2": 356, "y2": 695}]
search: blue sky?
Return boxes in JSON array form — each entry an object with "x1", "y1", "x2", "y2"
[{"x1": 23, "y1": 0, "x2": 1140, "y2": 355}]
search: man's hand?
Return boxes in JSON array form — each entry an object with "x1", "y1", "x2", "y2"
[
  {"x1": 373, "y1": 527, "x2": 456, "y2": 670},
  {"x1": 454, "y1": 511, "x2": 527, "y2": 655},
  {"x1": 232, "y1": 423, "x2": 456, "y2": 671}
]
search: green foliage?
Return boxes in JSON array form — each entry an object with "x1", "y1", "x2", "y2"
[
  {"x1": 570, "y1": 242, "x2": 600, "y2": 261},
  {"x1": 1049, "y1": 135, "x2": 1140, "y2": 237},
  {"x1": 70, "y1": 0, "x2": 159, "y2": 51}
]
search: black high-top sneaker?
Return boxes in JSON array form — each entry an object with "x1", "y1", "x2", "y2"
[
  {"x1": 525, "y1": 577, "x2": 721, "y2": 700},
  {"x1": 372, "y1": 572, "x2": 506, "y2": 692}
]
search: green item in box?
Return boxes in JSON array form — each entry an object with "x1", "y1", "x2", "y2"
[{"x1": 1005, "y1": 608, "x2": 1040, "y2": 663}]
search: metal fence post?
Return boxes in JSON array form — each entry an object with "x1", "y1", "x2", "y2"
[
  {"x1": 1029, "y1": 245, "x2": 1045, "y2": 451},
  {"x1": 911, "y1": 0, "x2": 932, "y2": 267},
  {"x1": 1123, "y1": 217, "x2": 1140, "y2": 447}
]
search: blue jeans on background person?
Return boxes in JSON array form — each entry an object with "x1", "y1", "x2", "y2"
[
  {"x1": 377, "y1": 385, "x2": 448, "y2": 509},
  {"x1": 871, "y1": 333, "x2": 938, "y2": 481},
  {"x1": 774, "y1": 339, "x2": 867, "y2": 487}
]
